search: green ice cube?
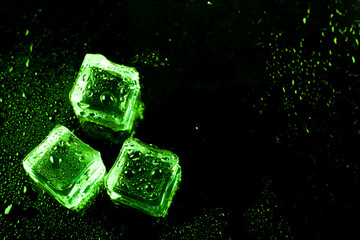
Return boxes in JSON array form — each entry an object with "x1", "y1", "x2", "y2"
[
  {"x1": 105, "y1": 138, "x2": 182, "y2": 217},
  {"x1": 22, "y1": 125, "x2": 106, "y2": 210},
  {"x1": 69, "y1": 54, "x2": 142, "y2": 139}
]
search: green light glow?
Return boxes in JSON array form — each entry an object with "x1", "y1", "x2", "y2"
[
  {"x1": 22, "y1": 125, "x2": 106, "y2": 210},
  {"x1": 105, "y1": 138, "x2": 181, "y2": 217},
  {"x1": 69, "y1": 54, "x2": 142, "y2": 135}
]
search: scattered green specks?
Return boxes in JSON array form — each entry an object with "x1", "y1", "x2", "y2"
[{"x1": 336, "y1": 9, "x2": 343, "y2": 16}]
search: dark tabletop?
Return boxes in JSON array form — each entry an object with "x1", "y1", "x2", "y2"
[{"x1": 1, "y1": 0, "x2": 360, "y2": 239}]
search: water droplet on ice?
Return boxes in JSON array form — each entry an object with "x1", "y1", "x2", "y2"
[
  {"x1": 100, "y1": 91, "x2": 116, "y2": 105},
  {"x1": 77, "y1": 102, "x2": 90, "y2": 109},
  {"x1": 79, "y1": 156, "x2": 85, "y2": 162},
  {"x1": 145, "y1": 183, "x2": 152, "y2": 190}
]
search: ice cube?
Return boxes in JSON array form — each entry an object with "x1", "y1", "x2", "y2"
[
  {"x1": 69, "y1": 54, "x2": 143, "y2": 142},
  {"x1": 105, "y1": 138, "x2": 181, "y2": 217},
  {"x1": 22, "y1": 125, "x2": 106, "y2": 210}
]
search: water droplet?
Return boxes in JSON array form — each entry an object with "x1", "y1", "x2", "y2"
[
  {"x1": 82, "y1": 74, "x2": 88, "y2": 81},
  {"x1": 124, "y1": 170, "x2": 134, "y2": 179},
  {"x1": 77, "y1": 102, "x2": 90, "y2": 109},
  {"x1": 119, "y1": 87, "x2": 127, "y2": 95},
  {"x1": 4, "y1": 204, "x2": 12, "y2": 215},
  {"x1": 151, "y1": 169, "x2": 163, "y2": 178},
  {"x1": 100, "y1": 91, "x2": 116, "y2": 105},
  {"x1": 145, "y1": 184, "x2": 153, "y2": 191},
  {"x1": 79, "y1": 156, "x2": 85, "y2": 162},
  {"x1": 149, "y1": 193, "x2": 158, "y2": 199}
]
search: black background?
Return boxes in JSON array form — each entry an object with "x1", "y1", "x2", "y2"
[{"x1": 1, "y1": 0, "x2": 360, "y2": 239}]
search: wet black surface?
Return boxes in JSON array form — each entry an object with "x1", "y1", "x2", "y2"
[{"x1": 1, "y1": 0, "x2": 360, "y2": 239}]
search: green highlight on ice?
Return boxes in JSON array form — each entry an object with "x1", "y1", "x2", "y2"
[
  {"x1": 22, "y1": 125, "x2": 106, "y2": 210},
  {"x1": 105, "y1": 138, "x2": 182, "y2": 217},
  {"x1": 69, "y1": 54, "x2": 143, "y2": 138}
]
